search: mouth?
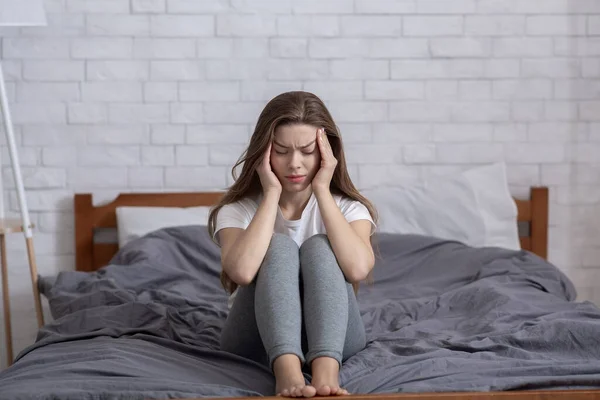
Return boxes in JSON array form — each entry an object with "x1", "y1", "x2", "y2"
[{"x1": 285, "y1": 175, "x2": 306, "y2": 183}]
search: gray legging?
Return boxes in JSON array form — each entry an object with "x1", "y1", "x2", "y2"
[{"x1": 220, "y1": 233, "x2": 366, "y2": 370}]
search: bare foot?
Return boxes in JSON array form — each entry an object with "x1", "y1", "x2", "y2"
[
  {"x1": 310, "y1": 357, "x2": 349, "y2": 396},
  {"x1": 274, "y1": 354, "x2": 317, "y2": 398}
]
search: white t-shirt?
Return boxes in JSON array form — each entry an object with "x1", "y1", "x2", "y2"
[{"x1": 214, "y1": 192, "x2": 376, "y2": 307}]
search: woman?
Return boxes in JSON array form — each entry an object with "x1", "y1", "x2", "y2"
[{"x1": 208, "y1": 91, "x2": 377, "y2": 398}]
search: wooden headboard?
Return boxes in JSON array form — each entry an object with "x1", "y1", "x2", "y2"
[{"x1": 73, "y1": 187, "x2": 549, "y2": 272}]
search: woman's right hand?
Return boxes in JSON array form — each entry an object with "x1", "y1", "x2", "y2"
[{"x1": 257, "y1": 142, "x2": 282, "y2": 195}]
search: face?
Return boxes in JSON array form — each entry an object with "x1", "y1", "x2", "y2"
[{"x1": 270, "y1": 123, "x2": 321, "y2": 194}]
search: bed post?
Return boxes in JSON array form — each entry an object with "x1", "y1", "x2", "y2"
[
  {"x1": 74, "y1": 194, "x2": 94, "y2": 272},
  {"x1": 530, "y1": 187, "x2": 548, "y2": 260}
]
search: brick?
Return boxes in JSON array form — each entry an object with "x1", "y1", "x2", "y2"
[
  {"x1": 493, "y1": 80, "x2": 552, "y2": 100},
  {"x1": 527, "y1": 16, "x2": 587, "y2": 36},
  {"x1": 21, "y1": 13, "x2": 85, "y2": 37},
  {"x1": 336, "y1": 123, "x2": 373, "y2": 143},
  {"x1": 590, "y1": 16, "x2": 600, "y2": 35},
  {"x1": 512, "y1": 101, "x2": 544, "y2": 122},
  {"x1": 433, "y1": 124, "x2": 492, "y2": 142},
  {"x1": 505, "y1": 165, "x2": 540, "y2": 186},
  {"x1": 417, "y1": 0, "x2": 476, "y2": 14},
  {"x1": 529, "y1": 122, "x2": 588, "y2": 142},
  {"x1": 145, "y1": 82, "x2": 178, "y2": 102},
  {"x1": 392, "y1": 60, "x2": 484, "y2": 79},
  {"x1": 68, "y1": 167, "x2": 128, "y2": 188},
  {"x1": 452, "y1": 102, "x2": 511, "y2": 122},
  {"x1": 230, "y1": 0, "x2": 292, "y2": 13},
  {"x1": 582, "y1": 59, "x2": 600, "y2": 77},
  {"x1": 87, "y1": 61, "x2": 149, "y2": 81},
  {"x1": 217, "y1": 15, "x2": 276, "y2": 37},
  {"x1": 555, "y1": 80, "x2": 600, "y2": 100},
  {"x1": 24, "y1": 61, "x2": 84, "y2": 81},
  {"x1": 179, "y1": 82, "x2": 240, "y2": 102},
  {"x1": 403, "y1": 144, "x2": 436, "y2": 164},
  {"x1": 277, "y1": 16, "x2": 339, "y2": 37},
  {"x1": 579, "y1": 102, "x2": 600, "y2": 121},
  {"x1": 0, "y1": 147, "x2": 38, "y2": 167},
  {"x1": 109, "y1": 104, "x2": 170, "y2": 124},
  {"x1": 207, "y1": 60, "x2": 268, "y2": 80},
  {"x1": 87, "y1": 15, "x2": 150, "y2": 36},
  {"x1": 345, "y1": 144, "x2": 401, "y2": 164},
  {"x1": 270, "y1": 39, "x2": 307, "y2": 58},
  {"x1": 522, "y1": 59, "x2": 580, "y2": 78},
  {"x1": 152, "y1": 125, "x2": 185, "y2": 144},
  {"x1": 431, "y1": 38, "x2": 492, "y2": 58},
  {"x1": 82, "y1": 82, "x2": 143, "y2": 102},
  {"x1": 241, "y1": 81, "x2": 303, "y2": 101},
  {"x1": 437, "y1": 143, "x2": 504, "y2": 163},
  {"x1": 72, "y1": 38, "x2": 132, "y2": 59},
  {"x1": 465, "y1": 16, "x2": 525, "y2": 36},
  {"x1": 369, "y1": 39, "x2": 429, "y2": 58},
  {"x1": 493, "y1": 38, "x2": 553, "y2": 57},
  {"x1": 142, "y1": 146, "x2": 174, "y2": 166},
  {"x1": 504, "y1": 143, "x2": 565, "y2": 163},
  {"x1": 358, "y1": 165, "x2": 421, "y2": 189},
  {"x1": 170, "y1": 103, "x2": 204, "y2": 124},
  {"x1": 167, "y1": 0, "x2": 230, "y2": 13},
  {"x1": 22, "y1": 125, "x2": 86, "y2": 146},
  {"x1": 132, "y1": 0, "x2": 166, "y2": 13},
  {"x1": 555, "y1": 38, "x2": 600, "y2": 57},
  {"x1": 327, "y1": 102, "x2": 388, "y2": 123},
  {"x1": 458, "y1": 81, "x2": 491, "y2": 100},
  {"x1": 268, "y1": 60, "x2": 329, "y2": 80},
  {"x1": 389, "y1": 101, "x2": 452, "y2": 122},
  {"x1": 67, "y1": 0, "x2": 129, "y2": 12},
  {"x1": 13, "y1": 190, "x2": 72, "y2": 212},
  {"x1": 204, "y1": 102, "x2": 263, "y2": 123},
  {"x1": 371, "y1": 123, "x2": 432, "y2": 143},
  {"x1": 17, "y1": 83, "x2": 80, "y2": 102},
  {"x1": 12, "y1": 103, "x2": 66, "y2": 124},
  {"x1": 484, "y1": 59, "x2": 520, "y2": 78},
  {"x1": 545, "y1": 101, "x2": 579, "y2": 121},
  {"x1": 3, "y1": 38, "x2": 69, "y2": 59},
  {"x1": 330, "y1": 60, "x2": 389, "y2": 80},
  {"x1": 304, "y1": 81, "x2": 363, "y2": 100},
  {"x1": 365, "y1": 81, "x2": 424, "y2": 100},
  {"x1": 340, "y1": 16, "x2": 402, "y2": 37},
  {"x1": 128, "y1": 167, "x2": 164, "y2": 187},
  {"x1": 292, "y1": 0, "x2": 353, "y2": 14},
  {"x1": 150, "y1": 61, "x2": 203, "y2": 81},
  {"x1": 38, "y1": 213, "x2": 74, "y2": 233},
  {"x1": 79, "y1": 146, "x2": 141, "y2": 166},
  {"x1": 86, "y1": 126, "x2": 149, "y2": 144},
  {"x1": 492, "y1": 123, "x2": 528, "y2": 142},
  {"x1": 165, "y1": 167, "x2": 227, "y2": 189},
  {"x1": 556, "y1": 185, "x2": 600, "y2": 206},
  {"x1": 568, "y1": 144, "x2": 600, "y2": 163},
  {"x1": 309, "y1": 39, "x2": 369, "y2": 58},
  {"x1": 231, "y1": 39, "x2": 269, "y2": 58},
  {"x1": 134, "y1": 38, "x2": 196, "y2": 59},
  {"x1": 426, "y1": 81, "x2": 458, "y2": 100},
  {"x1": 175, "y1": 146, "x2": 209, "y2": 165},
  {"x1": 68, "y1": 103, "x2": 108, "y2": 124},
  {"x1": 404, "y1": 16, "x2": 463, "y2": 36},
  {"x1": 42, "y1": 147, "x2": 78, "y2": 166},
  {"x1": 3, "y1": 167, "x2": 66, "y2": 189},
  {"x1": 151, "y1": 15, "x2": 214, "y2": 37},
  {"x1": 186, "y1": 125, "x2": 249, "y2": 144}
]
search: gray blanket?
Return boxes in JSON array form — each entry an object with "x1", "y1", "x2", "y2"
[{"x1": 1, "y1": 225, "x2": 600, "y2": 399}]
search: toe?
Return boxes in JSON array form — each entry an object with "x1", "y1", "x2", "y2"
[
  {"x1": 281, "y1": 389, "x2": 290, "y2": 397},
  {"x1": 302, "y1": 385, "x2": 317, "y2": 398}
]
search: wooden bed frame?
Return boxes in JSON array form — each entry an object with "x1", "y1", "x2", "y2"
[
  {"x1": 74, "y1": 187, "x2": 549, "y2": 271},
  {"x1": 72, "y1": 186, "x2": 600, "y2": 399}
]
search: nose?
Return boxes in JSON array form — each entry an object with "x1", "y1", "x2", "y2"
[{"x1": 288, "y1": 151, "x2": 302, "y2": 170}]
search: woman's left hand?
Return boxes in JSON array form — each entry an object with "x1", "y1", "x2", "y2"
[{"x1": 312, "y1": 128, "x2": 337, "y2": 193}]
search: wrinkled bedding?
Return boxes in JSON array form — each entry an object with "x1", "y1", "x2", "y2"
[{"x1": 1, "y1": 225, "x2": 600, "y2": 399}]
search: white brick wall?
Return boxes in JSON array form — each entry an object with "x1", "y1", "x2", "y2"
[{"x1": 1, "y1": 0, "x2": 599, "y2": 369}]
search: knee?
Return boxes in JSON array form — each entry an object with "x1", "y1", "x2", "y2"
[
  {"x1": 269, "y1": 233, "x2": 298, "y2": 252},
  {"x1": 299, "y1": 234, "x2": 331, "y2": 255}
]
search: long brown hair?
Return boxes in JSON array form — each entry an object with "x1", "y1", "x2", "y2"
[{"x1": 208, "y1": 91, "x2": 378, "y2": 294}]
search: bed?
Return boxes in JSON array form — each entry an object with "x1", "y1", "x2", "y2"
[{"x1": 1, "y1": 185, "x2": 600, "y2": 400}]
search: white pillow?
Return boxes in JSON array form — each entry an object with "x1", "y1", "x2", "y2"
[
  {"x1": 362, "y1": 162, "x2": 520, "y2": 250},
  {"x1": 116, "y1": 206, "x2": 211, "y2": 248}
]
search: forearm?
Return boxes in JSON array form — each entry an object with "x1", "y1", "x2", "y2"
[
  {"x1": 314, "y1": 189, "x2": 374, "y2": 283},
  {"x1": 222, "y1": 190, "x2": 280, "y2": 285}
]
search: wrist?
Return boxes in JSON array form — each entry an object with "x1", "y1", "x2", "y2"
[
  {"x1": 313, "y1": 186, "x2": 331, "y2": 199},
  {"x1": 263, "y1": 187, "x2": 281, "y2": 198}
]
